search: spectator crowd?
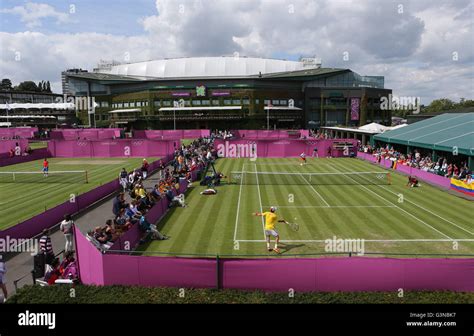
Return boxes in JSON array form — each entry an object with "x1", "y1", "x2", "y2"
[
  {"x1": 360, "y1": 144, "x2": 472, "y2": 182},
  {"x1": 87, "y1": 137, "x2": 215, "y2": 251}
]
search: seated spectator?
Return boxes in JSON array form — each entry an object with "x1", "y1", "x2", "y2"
[
  {"x1": 165, "y1": 187, "x2": 186, "y2": 208},
  {"x1": 44, "y1": 258, "x2": 61, "y2": 285},
  {"x1": 104, "y1": 219, "x2": 119, "y2": 241},
  {"x1": 59, "y1": 251, "x2": 75, "y2": 276},
  {"x1": 137, "y1": 193, "x2": 154, "y2": 212},
  {"x1": 139, "y1": 215, "x2": 169, "y2": 240},
  {"x1": 112, "y1": 193, "x2": 127, "y2": 217},
  {"x1": 114, "y1": 208, "x2": 133, "y2": 230},
  {"x1": 126, "y1": 200, "x2": 142, "y2": 221},
  {"x1": 150, "y1": 184, "x2": 162, "y2": 202},
  {"x1": 92, "y1": 226, "x2": 110, "y2": 244}
]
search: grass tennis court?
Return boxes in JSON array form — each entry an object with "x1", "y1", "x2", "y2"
[
  {"x1": 141, "y1": 157, "x2": 474, "y2": 257},
  {"x1": 0, "y1": 157, "x2": 158, "y2": 230}
]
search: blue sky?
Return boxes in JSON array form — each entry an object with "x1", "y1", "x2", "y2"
[
  {"x1": 0, "y1": 0, "x2": 156, "y2": 35},
  {"x1": 0, "y1": 0, "x2": 472, "y2": 104}
]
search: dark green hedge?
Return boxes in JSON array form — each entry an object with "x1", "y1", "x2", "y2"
[{"x1": 8, "y1": 285, "x2": 474, "y2": 304}]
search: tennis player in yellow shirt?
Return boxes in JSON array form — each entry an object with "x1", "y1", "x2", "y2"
[{"x1": 253, "y1": 206, "x2": 287, "y2": 253}]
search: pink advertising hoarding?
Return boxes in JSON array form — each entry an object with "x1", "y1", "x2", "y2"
[
  {"x1": 214, "y1": 139, "x2": 358, "y2": 158},
  {"x1": 48, "y1": 139, "x2": 176, "y2": 158},
  {"x1": 50, "y1": 128, "x2": 122, "y2": 140},
  {"x1": 0, "y1": 139, "x2": 29, "y2": 155}
]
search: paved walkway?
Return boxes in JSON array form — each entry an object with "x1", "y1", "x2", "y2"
[{"x1": 2, "y1": 169, "x2": 163, "y2": 299}]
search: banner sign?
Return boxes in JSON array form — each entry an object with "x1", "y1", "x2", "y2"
[{"x1": 350, "y1": 98, "x2": 360, "y2": 121}]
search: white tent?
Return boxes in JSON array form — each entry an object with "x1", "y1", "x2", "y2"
[{"x1": 358, "y1": 122, "x2": 389, "y2": 133}]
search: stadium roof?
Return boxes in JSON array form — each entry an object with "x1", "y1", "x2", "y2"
[
  {"x1": 373, "y1": 113, "x2": 474, "y2": 156},
  {"x1": 93, "y1": 56, "x2": 323, "y2": 79}
]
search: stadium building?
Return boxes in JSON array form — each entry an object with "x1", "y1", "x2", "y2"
[
  {"x1": 63, "y1": 56, "x2": 392, "y2": 130},
  {"x1": 0, "y1": 90, "x2": 79, "y2": 128}
]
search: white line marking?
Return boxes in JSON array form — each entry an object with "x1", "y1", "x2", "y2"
[
  {"x1": 354, "y1": 160, "x2": 474, "y2": 236},
  {"x1": 254, "y1": 162, "x2": 267, "y2": 240},
  {"x1": 262, "y1": 205, "x2": 397, "y2": 208},
  {"x1": 326, "y1": 160, "x2": 454, "y2": 240},
  {"x1": 298, "y1": 172, "x2": 331, "y2": 207},
  {"x1": 236, "y1": 239, "x2": 474, "y2": 243},
  {"x1": 233, "y1": 164, "x2": 245, "y2": 242}
]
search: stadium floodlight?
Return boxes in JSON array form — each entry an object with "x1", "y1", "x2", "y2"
[
  {"x1": 0, "y1": 171, "x2": 89, "y2": 184},
  {"x1": 229, "y1": 171, "x2": 391, "y2": 185}
]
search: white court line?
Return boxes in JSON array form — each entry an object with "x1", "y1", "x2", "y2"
[
  {"x1": 298, "y1": 172, "x2": 331, "y2": 207},
  {"x1": 326, "y1": 161, "x2": 454, "y2": 240},
  {"x1": 262, "y1": 205, "x2": 397, "y2": 208},
  {"x1": 232, "y1": 164, "x2": 245, "y2": 242},
  {"x1": 236, "y1": 239, "x2": 474, "y2": 243},
  {"x1": 254, "y1": 162, "x2": 267, "y2": 240}
]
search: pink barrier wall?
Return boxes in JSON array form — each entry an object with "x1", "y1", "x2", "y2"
[
  {"x1": 50, "y1": 128, "x2": 122, "y2": 140},
  {"x1": 48, "y1": 139, "x2": 177, "y2": 158},
  {"x1": 102, "y1": 254, "x2": 216, "y2": 287},
  {"x1": 0, "y1": 127, "x2": 37, "y2": 139},
  {"x1": 357, "y1": 152, "x2": 452, "y2": 189},
  {"x1": 0, "y1": 148, "x2": 51, "y2": 168},
  {"x1": 221, "y1": 257, "x2": 474, "y2": 292},
  {"x1": 74, "y1": 225, "x2": 105, "y2": 285},
  {"x1": 134, "y1": 129, "x2": 210, "y2": 139},
  {"x1": 0, "y1": 139, "x2": 29, "y2": 155},
  {"x1": 215, "y1": 139, "x2": 358, "y2": 158}
]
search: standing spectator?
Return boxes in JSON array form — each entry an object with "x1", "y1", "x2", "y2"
[
  {"x1": 112, "y1": 193, "x2": 126, "y2": 216},
  {"x1": 39, "y1": 229, "x2": 54, "y2": 264},
  {"x1": 141, "y1": 159, "x2": 149, "y2": 179},
  {"x1": 60, "y1": 214, "x2": 74, "y2": 252},
  {"x1": 0, "y1": 256, "x2": 7, "y2": 302},
  {"x1": 119, "y1": 168, "x2": 128, "y2": 192}
]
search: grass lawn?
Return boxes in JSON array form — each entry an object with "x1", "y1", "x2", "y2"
[
  {"x1": 0, "y1": 157, "x2": 158, "y2": 229},
  {"x1": 141, "y1": 157, "x2": 474, "y2": 257},
  {"x1": 28, "y1": 141, "x2": 48, "y2": 150}
]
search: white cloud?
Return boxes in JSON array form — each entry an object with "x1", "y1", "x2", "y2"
[
  {"x1": 0, "y1": 0, "x2": 472, "y2": 103},
  {"x1": 0, "y1": 2, "x2": 70, "y2": 28}
]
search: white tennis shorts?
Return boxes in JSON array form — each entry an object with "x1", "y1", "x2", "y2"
[{"x1": 265, "y1": 229, "x2": 279, "y2": 237}]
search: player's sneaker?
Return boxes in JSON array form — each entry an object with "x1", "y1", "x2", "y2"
[
  {"x1": 267, "y1": 248, "x2": 273, "y2": 252},
  {"x1": 273, "y1": 248, "x2": 281, "y2": 254}
]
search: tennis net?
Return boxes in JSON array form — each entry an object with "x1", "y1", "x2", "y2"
[
  {"x1": 0, "y1": 170, "x2": 89, "y2": 184},
  {"x1": 229, "y1": 171, "x2": 391, "y2": 185}
]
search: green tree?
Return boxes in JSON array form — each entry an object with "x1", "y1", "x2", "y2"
[
  {"x1": 0, "y1": 78, "x2": 12, "y2": 91},
  {"x1": 423, "y1": 98, "x2": 455, "y2": 113},
  {"x1": 15, "y1": 81, "x2": 38, "y2": 92}
]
